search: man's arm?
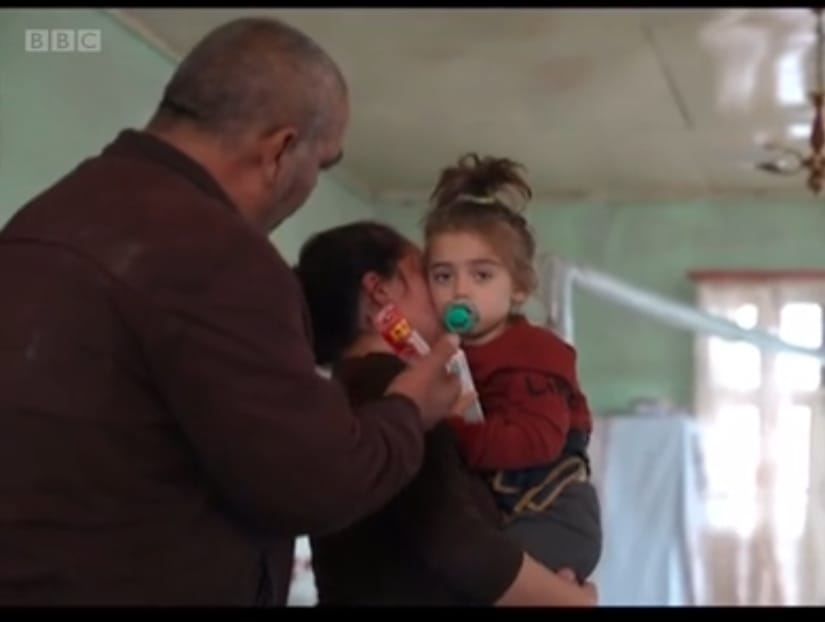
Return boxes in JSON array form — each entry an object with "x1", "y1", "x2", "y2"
[{"x1": 147, "y1": 242, "x2": 426, "y2": 536}]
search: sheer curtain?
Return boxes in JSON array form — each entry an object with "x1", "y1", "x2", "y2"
[{"x1": 693, "y1": 275, "x2": 825, "y2": 606}]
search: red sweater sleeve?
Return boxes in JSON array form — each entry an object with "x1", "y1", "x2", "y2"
[{"x1": 448, "y1": 368, "x2": 571, "y2": 471}]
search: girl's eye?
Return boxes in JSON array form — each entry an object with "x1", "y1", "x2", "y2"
[{"x1": 432, "y1": 272, "x2": 451, "y2": 284}]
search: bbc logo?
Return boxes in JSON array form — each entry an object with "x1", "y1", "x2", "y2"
[{"x1": 25, "y1": 29, "x2": 102, "y2": 53}]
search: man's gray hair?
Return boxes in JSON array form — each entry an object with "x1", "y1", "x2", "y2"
[{"x1": 153, "y1": 17, "x2": 347, "y2": 143}]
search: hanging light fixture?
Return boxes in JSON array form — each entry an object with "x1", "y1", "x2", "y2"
[{"x1": 757, "y1": 8, "x2": 825, "y2": 194}]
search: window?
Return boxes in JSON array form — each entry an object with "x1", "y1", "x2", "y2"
[
  {"x1": 692, "y1": 273, "x2": 824, "y2": 604},
  {"x1": 694, "y1": 276, "x2": 820, "y2": 536}
]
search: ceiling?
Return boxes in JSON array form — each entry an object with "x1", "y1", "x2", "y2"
[{"x1": 111, "y1": 8, "x2": 825, "y2": 204}]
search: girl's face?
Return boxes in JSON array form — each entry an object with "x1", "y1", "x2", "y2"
[{"x1": 426, "y1": 230, "x2": 526, "y2": 345}]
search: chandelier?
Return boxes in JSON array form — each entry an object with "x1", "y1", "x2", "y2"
[{"x1": 758, "y1": 8, "x2": 825, "y2": 194}]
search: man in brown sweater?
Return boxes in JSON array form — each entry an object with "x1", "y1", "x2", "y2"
[{"x1": 0, "y1": 17, "x2": 462, "y2": 606}]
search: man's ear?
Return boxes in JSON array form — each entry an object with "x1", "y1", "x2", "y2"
[
  {"x1": 259, "y1": 126, "x2": 298, "y2": 183},
  {"x1": 362, "y1": 271, "x2": 393, "y2": 308}
]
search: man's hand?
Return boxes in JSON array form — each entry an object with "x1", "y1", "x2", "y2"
[{"x1": 385, "y1": 334, "x2": 463, "y2": 430}]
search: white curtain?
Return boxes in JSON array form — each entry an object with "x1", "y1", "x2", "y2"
[{"x1": 693, "y1": 278, "x2": 825, "y2": 605}]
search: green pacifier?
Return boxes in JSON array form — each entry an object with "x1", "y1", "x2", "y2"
[{"x1": 443, "y1": 300, "x2": 480, "y2": 335}]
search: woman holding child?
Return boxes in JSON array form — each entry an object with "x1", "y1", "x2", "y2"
[{"x1": 293, "y1": 154, "x2": 601, "y2": 606}]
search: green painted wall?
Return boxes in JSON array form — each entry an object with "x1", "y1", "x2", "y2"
[
  {"x1": 383, "y1": 199, "x2": 825, "y2": 414},
  {"x1": 0, "y1": 8, "x2": 375, "y2": 264}
]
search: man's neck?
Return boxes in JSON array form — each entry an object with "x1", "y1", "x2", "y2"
[{"x1": 145, "y1": 125, "x2": 264, "y2": 232}]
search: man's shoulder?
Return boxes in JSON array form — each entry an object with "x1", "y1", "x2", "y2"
[{"x1": 3, "y1": 149, "x2": 287, "y2": 295}]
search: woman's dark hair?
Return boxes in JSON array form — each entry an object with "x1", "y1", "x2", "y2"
[
  {"x1": 294, "y1": 221, "x2": 411, "y2": 366},
  {"x1": 424, "y1": 153, "x2": 537, "y2": 294}
]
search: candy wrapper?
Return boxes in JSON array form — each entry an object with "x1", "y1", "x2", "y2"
[
  {"x1": 373, "y1": 303, "x2": 430, "y2": 361},
  {"x1": 373, "y1": 303, "x2": 485, "y2": 423}
]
